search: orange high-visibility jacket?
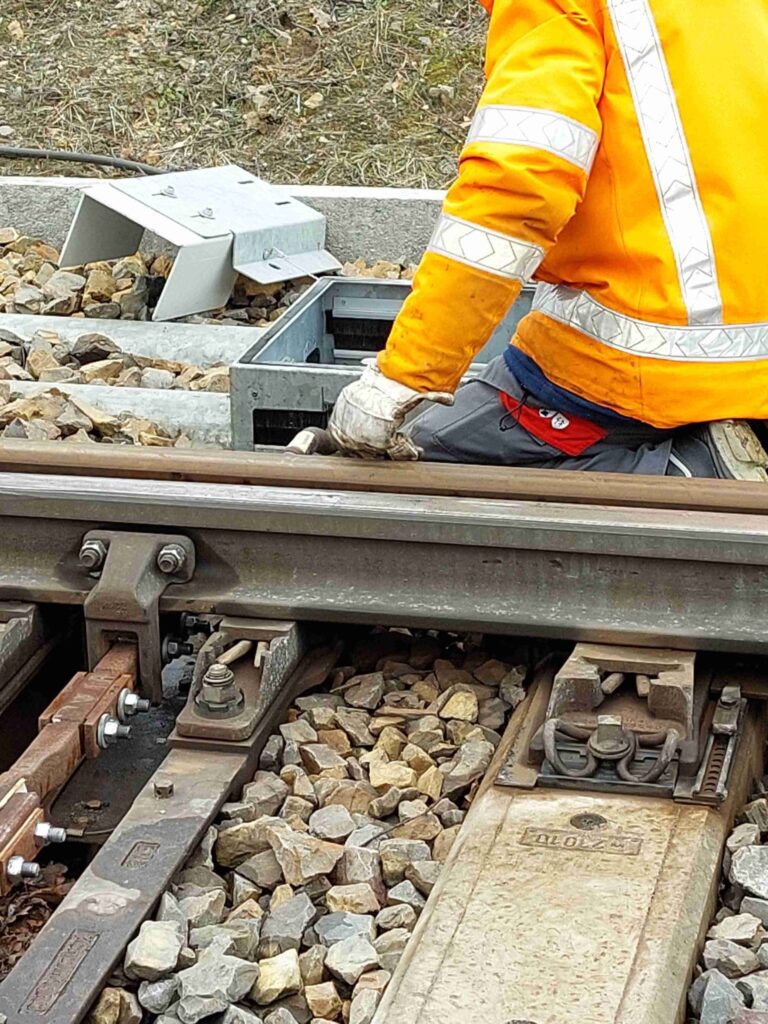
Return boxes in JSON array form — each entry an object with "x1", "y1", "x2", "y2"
[{"x1": 378, "y1": 0, "x2": 768, "y2": 428}]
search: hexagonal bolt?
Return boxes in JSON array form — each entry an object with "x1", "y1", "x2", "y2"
[
  {"x1": 97, "y1": 713, "x2": 132, "y2": 749},
  {"x1": 117, "y1": 688, "x2": 151, "y2": 723},
  {"x1": 195, "y1": 661, "x2": 244, "y2": 715},
  {"x1": 6, "y1": 855, "x2": 40, "y2": 881},
  {"x1": 156, "y1": 543, "x2": 187, "y2": 575},
  {"x1": 161, "y1": 636, "x2": 194, "y2": 664},
  {"x1": 154, "y1": 779, "x2": 174, "y2": 799},
  {"x1": 180, "y1": 613, "x2": 215, "y2": 636},
  {"x1": 79, "y1": 538, "x2": 108, "y2": 572},
  {"x1": 34, "y1": 821, "x2": 68, "y2": 845},
  {"x1": 588, "y1": 714, "x2": 632, "y2": 759}
]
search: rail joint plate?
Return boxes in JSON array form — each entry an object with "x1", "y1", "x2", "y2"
[{"x1": 81, "y1": 530, "x2": 195, "y2": 703}]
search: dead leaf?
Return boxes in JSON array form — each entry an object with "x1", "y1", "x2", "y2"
[
  {"x1": 309, "y1": 5, "x2": 334, "y2": 30},
  {"x1": 0, "y1": 866, "x2": 71, "y2": 979},
  {"x1": 7, "y1": 20, "x2": 24, "y2": 41},
  {"x1": 245, "y1": 84, "x2": 273, "y2": 114},
  {"x1": 304, "y1": 91, "x2": 324, "y2": 110}
]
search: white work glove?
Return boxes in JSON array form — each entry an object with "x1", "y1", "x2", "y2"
[{"x1": 329, "y1": 359, "x2": 454, "y2": 460}]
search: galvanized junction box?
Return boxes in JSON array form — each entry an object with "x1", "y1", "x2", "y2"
[{"x1": 230, "y1": 277, "x2": 534, "y2": 449}]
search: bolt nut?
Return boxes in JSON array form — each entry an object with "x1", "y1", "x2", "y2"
[
  {"x1": 588, "y1": 714, "x2": 633, "y2": 760},
  {"x1": 195, "y1": 661, "x2": 244, "y2": 716},
  {"x1": 154, "y1": 780, "x2": 174, "y2": 799},
  {"x1": 34, "y1": 821, "x2": 68, "y2": 845},
  {"x1": 180, "y1": 613, "x2": 214, "y2": 636},
  {"x1": 157, "y1": 543, "x2": 187, "y2": 575},
  {"x1": 79, "y1": 538, "x2": 107, "y2": 572},
  {"x1": 162, "y1": 636, "x2": 194, "y2": 664},
  {"x1": 117, "y1": 687, "x2": 151, "y2": 722},
  {"x1": 205, "y1": 662, "x2": 235, "y2": 686},
  {"x1": 97, "y1": 713, "x2": 132, "y2": 749},
  {"x1": 6, "y1": 855, "x2": 40, "y2": 881}
]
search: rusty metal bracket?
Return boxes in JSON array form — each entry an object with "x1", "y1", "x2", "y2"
[
  {"x1": 543, "y1": 644, "x2": 700, "y2": 769},
  {"x1": 496, "y1": 644, "x2": 750, "y2": 806},
  {"x1": 174, "y1": 619, "x2": 304, "y2": 742},
  {"x1": 81, "y1": 531, "x2": 195, "y2": 703}
]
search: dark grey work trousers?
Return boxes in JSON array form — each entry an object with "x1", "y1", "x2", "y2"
[{"x1": 407, "y1": 355, "x2": 723, "y2": 478}]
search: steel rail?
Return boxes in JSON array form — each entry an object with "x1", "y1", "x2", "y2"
[
  {"x1": 0, "y1": 441, "x2": 767, "y2": 515},
  {"x1": 0, "y1": 472, "x2": 767, "y2": 650}
]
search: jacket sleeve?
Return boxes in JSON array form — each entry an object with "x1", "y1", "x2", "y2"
[{"x1": 378, "y1": 0, "x2": 605, "y2": 393}]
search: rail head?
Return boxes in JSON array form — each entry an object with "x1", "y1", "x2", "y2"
[
  {"x1": 0, "y1": 471, "x2": 766, "y2": 652},
  {"x1": 1, "y1": 440, "x2": 768, "y2": 515},
  {"x1": 0, "y1": 472, "x2": 767, "y2": 565}
]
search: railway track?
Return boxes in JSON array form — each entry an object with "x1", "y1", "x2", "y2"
[{"x1": 0, "y1": 442, "x2": 766, "y2": 1024}]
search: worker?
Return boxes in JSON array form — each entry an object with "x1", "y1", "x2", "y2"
[{"x1": 329, "y1": 0, "x2": 768, "y2": 480}]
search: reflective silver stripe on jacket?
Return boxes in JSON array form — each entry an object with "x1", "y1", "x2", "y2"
[
  {"x1": 428, "y1": 214, "x2": 543, "y2": 282},
  {"x1": 607, "y1": 0, "x2": 723, "y2": 327},
  {"x1": 534, "y1": 284, "x2": 768, "y2": 361},
  {"x1": 465, "y1": 105, "x2": 599, "y2": 173}
]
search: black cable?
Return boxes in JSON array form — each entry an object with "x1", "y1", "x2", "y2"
[{"x1": 0, "y1": 146, "x2": 169, "y2": 176}]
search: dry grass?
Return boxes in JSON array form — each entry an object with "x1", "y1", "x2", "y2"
[{"x1": 0, "y1": 0, "x2": 486, "y2": 186}]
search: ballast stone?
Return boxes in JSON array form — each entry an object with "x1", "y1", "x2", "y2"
[
  {"x1": 379, "y1": 839, "x2": 431, "y2": 886},
  {"x1": 698, "y1": 970, "x2": 746, "y2": 1024},
  {"x1": 259, "y1": 892, "x2": 317, "y2": 957},
  {"x1": 738, "y1": 972, "x2": 768, "y2": 1011},
  {"x1": 264, "y1": 1010, "x2": 300, "y2": 1024},
  {"x1": 732, "y1": 847, "x2": 768, "y2": 900},
  {"x1": 324, "y1": 935, "x2": 380, "y2": 985},
  {"x1": 702, "y1": 938, "x2": 761, "y2": 978},
  {"x1": 729, "y1": 823, "x2": 762, "y2": 852},
  {"x1": 315, "y1": 912, "x2": 375, "y2": 947},
  {"x1": 138, "y1": 977, "x2": 180, "y2": 1014},
  {"x1": 299, "y1": 945, "x2": 327, "y2": 986},
  {"x1": 220, "y1": 1006, "x2": 265, "y2": 1024},
  {"x1": 375, "y1": 904, "x2": 417, "y2": 932},
  {"x1": 372, "y1": 928, "x2": 410, "y2": 973},
  {"x1": 309, "y1": 804, "x2": 356, "y2": 843},
  {"x1": 742, "y1": 897, "x2": 768, "y2": 928},
  {"x1": 707, "y1": 913, "x2": 763, "y2": 947},
  {"x1": 405, "y1": 859, "x2": 442, "y2": 896},
  {"x1": 251, "y1": 949, "x2": 302, "y2": 1006},
  {"x1": 386, "y1": 880, "x2": 425, "y2": 911},
  {"x1": 86, "y1": 987, "x2": 142, "y2": 1024},
  {"x1": 745, "y1": 799, "x2": 768, "y2": 832},
  {"x1": 325, "y1": 883, "x2": 381, "y2": 915},
  {"x1": 238, "y1": 849, "x2": 283, "y2": 891},
  {"x1": 242, "y1": 773, "x2": 291, "y2": 818},
  {"x1": 190, "y1": 919, "x2": 261, "y2": 959},
  {"x1": 124, "y1": 920, "x2": 185, "y2": 980},
  {"x1": 349, "y1": 988, "x2": 381, "y2": 1024},
  {"x1": 266, "y1": 828, "x2": 345, "y2": 886},
  {"x1": 176, "y1": 948, "x2": 260, "y2": 1024},
  {"x1": 304, "y1": 981, "x2": 342, "y2": 1020},
  {"x1": 178, "y1": 889, "x2": 227, "y2": 928}
]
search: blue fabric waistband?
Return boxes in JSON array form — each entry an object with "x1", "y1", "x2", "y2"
[{"x1": 503, "y1": 346, "x2": 644, "y2": 428}]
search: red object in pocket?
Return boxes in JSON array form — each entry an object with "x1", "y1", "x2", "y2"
[{"x1": 499, "y1": 392, "x2": 608, "y2": 456}]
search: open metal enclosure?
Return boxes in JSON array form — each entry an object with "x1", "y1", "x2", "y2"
[
  {"x1": 230, "y1": 277, "x2": 535, "y2": 449},
  {"x1": 58, "y1": 166, "x2": 340, "y2": 322}
]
